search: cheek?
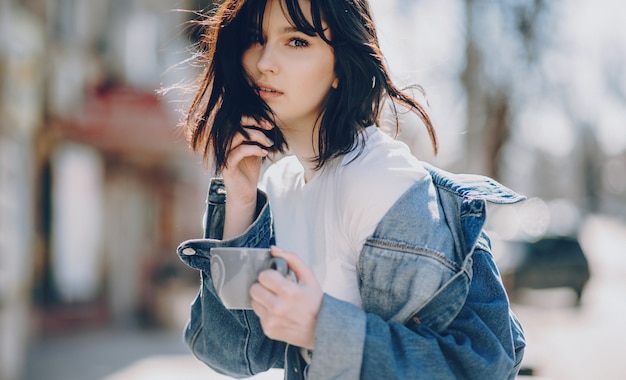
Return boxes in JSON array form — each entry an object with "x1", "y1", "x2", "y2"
[
  {"x1": 300, "y1": 54, "x2": 334, "y2": 83},
  {"x1": 309, "y1": 65, "x2": 336, "y2": 96},
  {"x1": 242, "y1": 50, "x2": 256, "y2": 73},
  {"x1": 316, "y1": 55, "x2": 337, "y2": 90}
]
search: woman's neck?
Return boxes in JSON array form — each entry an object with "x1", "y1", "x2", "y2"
[{"x1": 280, "y1": 125, "x2": 319, "y2": 183}]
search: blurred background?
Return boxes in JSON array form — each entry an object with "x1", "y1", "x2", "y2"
[{"x1": 0, "y1": 0, "x2": 624, "y2": 379}]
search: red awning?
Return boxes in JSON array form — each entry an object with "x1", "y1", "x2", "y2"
[{"x1": 61, "y1": 87, "x2": 192, "y2": 161}]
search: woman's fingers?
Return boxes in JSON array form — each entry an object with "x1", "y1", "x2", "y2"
[
  {"x1": 230, "y1": 127, "x2": 274, "y2": 152},
  {"x1": 223, "y1": 118, "x2": 275, "y2": 173},
  {"x1": 249, "y1": 280, "x2": 281, "y2": 311},
  {"x1": 250, "y1": 246, "x2": 323, "y2": 349},
  {"x1": 269, "y1": 247, "x2": 316, "y2": 285},
  {"x1": 240, "y1": 116, "x2": 275, "y2": 131}
]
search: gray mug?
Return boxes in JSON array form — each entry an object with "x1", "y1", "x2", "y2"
[{"x1": 210, "y1": 247, "x2": 289, "y2": 309}]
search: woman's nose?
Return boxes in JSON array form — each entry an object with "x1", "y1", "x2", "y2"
[{"x1": 256, "y1": 44, "x2": 278, "y2": 74}]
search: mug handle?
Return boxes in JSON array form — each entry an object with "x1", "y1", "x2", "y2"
[{"x1": 269, "y1": 257, "x2": 289, "y2": 276}]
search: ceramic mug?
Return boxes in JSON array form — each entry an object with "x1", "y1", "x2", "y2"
[{"x1": 210, "y1": 247, "x2": 289, "y2": 309}]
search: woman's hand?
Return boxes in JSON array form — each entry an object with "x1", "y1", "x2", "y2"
[
  {"x1": 250, "y1": 246, "x2": 323, "y2": 350},
  {"x1": 222, "y1": 117, "x2": 275, "y2": 240}
]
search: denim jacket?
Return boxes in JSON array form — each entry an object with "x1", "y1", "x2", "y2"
[{"x1": 176, "y1": 163, "x2": 526, "y2": 380}]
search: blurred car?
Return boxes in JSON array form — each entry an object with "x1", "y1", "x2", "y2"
[{"x1": 498, "y1": 236, "x2": 591, "y2": 306}]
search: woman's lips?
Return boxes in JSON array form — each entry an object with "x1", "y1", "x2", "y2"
[{"x1": 256, "y1": 84, "x2": 283, "y2": 100}]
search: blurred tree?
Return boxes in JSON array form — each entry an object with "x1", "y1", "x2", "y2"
[{"x1": 462, "y1": 0, "x2": 548, "y2": 180}]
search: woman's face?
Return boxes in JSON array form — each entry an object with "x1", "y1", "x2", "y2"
[{"x1": 242, "y1": 0, "x2": 338, "y2": 132}]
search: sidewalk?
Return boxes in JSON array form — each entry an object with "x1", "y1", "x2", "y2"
[
  {"x1": 23, "y1": 327, "x2": 283, "y2": 380},
  {"x1": 102, "y1": 355, "x2": 282, "y2": 380}
]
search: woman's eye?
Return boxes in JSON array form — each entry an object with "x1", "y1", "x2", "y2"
[{"x1": 288, "y1": 38, "x2": 308, "y2": 48}]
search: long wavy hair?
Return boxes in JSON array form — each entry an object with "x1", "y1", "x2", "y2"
[{"x1": 183, "y1": 0, "x2": 438, "y2": 172}]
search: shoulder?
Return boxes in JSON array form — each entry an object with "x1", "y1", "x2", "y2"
[
  {"x1": 332, "y1": 128, "x2": 429, "y2": 236},
  {"x1": 337, "y1": 127, "x2": 428, "y2": 196},
  {"x1": 423, "y1": 163, "x2": 526, "y2": 204}
]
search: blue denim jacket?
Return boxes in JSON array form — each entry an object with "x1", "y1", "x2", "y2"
[{"x1": 177, "y1": 163, "x2": 526, "y2": 379}]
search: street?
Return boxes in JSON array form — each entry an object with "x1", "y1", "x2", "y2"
[{"x1": 512, "y1": 215, "x2": 626, "y2": 379}]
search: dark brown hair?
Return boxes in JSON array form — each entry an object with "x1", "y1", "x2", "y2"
[{"x1": 184, "y1": 0, "x2": 438, "y2": 172}]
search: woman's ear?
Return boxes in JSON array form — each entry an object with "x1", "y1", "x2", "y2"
[{"x1": 332, "y1": 77, "x2": 339, "y2": 89}]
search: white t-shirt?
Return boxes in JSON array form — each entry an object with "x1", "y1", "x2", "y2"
[{"x1": 260, "y1": 126, "x2": 428, "y2": 307}]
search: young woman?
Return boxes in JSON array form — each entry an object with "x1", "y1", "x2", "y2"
[{"x1": 176, "y1": 0, "x2": 526, "y2": 378}]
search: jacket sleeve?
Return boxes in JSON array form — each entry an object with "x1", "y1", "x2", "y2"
[
  {"x1": 307, "y1": 247, "x2": 524, "y2": 380},
  {"x1": 177, "y1": 180, "x2": 285, "y2": 378}
]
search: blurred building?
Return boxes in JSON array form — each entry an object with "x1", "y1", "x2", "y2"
[{"x1": 0, "y1": 1, "x2": 212, "y2": 379}]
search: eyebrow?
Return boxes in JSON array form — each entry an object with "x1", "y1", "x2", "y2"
[
  {"x1": 278, "y1": 25, "x2": 328, "y2": 37},
  {"x1": 279, "y1": 26, "x2": 303, "y2": 34}
]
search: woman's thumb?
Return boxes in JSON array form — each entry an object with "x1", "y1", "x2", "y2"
[{"x1": 270, "y1": 246, "x2": 315, "y2": 284}]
